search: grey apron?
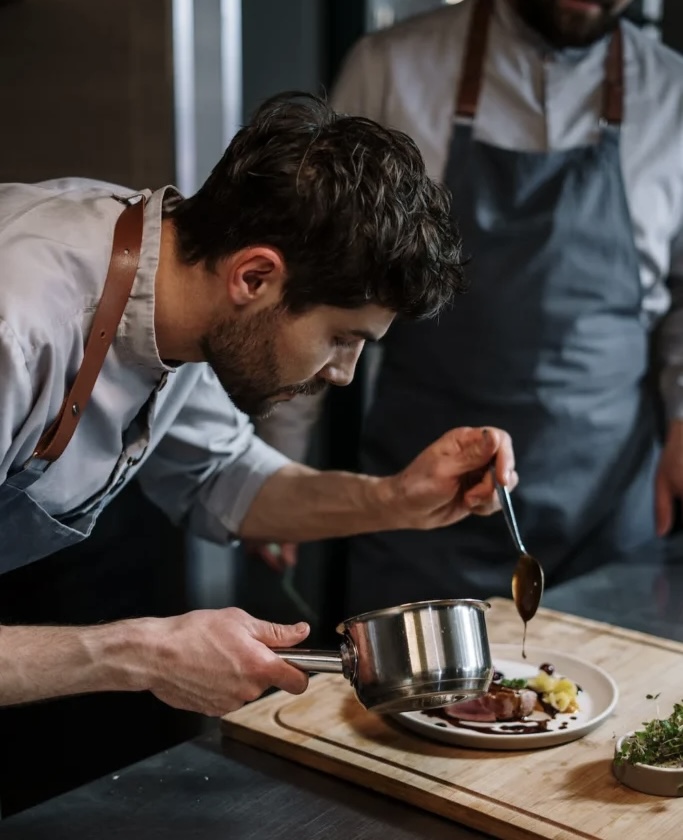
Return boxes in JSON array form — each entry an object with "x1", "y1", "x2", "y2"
[
  {"x1": 346, "y1": 0, "x2": 659, "y2": 616},
  {"x1": 0, "y1": 197, "x2": 145, "y2": 572}
]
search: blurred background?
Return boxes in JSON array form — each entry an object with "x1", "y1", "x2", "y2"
[{"x1": 0, "y1": 0, "x2": 681, "y2": 818}]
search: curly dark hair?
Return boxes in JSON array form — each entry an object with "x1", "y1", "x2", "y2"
[{"x1": 169, "y1": 91, "x2": 466, "y2": 318}]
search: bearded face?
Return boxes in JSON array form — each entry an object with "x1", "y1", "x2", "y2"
[
  {"x1": 512, "y1": 0, "x2": 633, "y2": 49},
  {"x1": 200, "y1": 304, "x2": 327, "y2": 418}
]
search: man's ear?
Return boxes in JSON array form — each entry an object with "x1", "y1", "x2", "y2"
[{"x1": 220, "y1": 246, "x2": 286, "y2": 308}]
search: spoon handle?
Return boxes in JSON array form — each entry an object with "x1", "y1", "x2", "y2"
[{"x1": 489, "y1": 465, "x2": 527, "y2": 555}]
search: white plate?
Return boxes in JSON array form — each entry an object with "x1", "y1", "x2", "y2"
[{"x1": 393, "y1": 645, "x2": 619, "y2": 750}]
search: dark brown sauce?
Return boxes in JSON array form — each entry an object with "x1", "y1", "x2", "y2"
[
  {"x1": 538, "y1": 698, "x2": 560, "y2": 719},
  {"x1": 422, "y1": 708, "x2": 552, "y2": 736},
  {"x1": 540, "y1": 663, "x2": 555, "y2": 675},
  {"x1": 512, "y1": 555, "x2": 544, "y2": 659}
]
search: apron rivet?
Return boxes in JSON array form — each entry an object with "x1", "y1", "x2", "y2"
[{"x1": 71, "y1": 403, "x2": 80, "y2": 416}]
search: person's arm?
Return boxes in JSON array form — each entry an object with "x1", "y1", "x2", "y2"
[
  {"x1": 139, "y1": 365, "x2": 515, "y2": 546},
  {"x1": 655, "y1": 224, "x2": 683, "y2": 535},
  {"x1": 0, "y1": 609, "x2": 310, "y2": 714},
  {"x1": 238, "y1": 425, "x2": 515, "y2": 542}
]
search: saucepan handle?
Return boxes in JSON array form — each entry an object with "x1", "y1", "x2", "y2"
[{"x1": 275, "y1": 649, "x2": 344, "y2": 673}]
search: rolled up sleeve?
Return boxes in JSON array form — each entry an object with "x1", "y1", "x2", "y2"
[{"x1": 137, "y1": 365, "x2": 290, "y2": 543}]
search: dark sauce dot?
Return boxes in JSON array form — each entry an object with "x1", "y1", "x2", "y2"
[
  {"x1": 539, "y1": 663, "x2": 555, "y2": 675},
  {"x1": 492, "y1": 671, "x2": 504, "y2": 682}
]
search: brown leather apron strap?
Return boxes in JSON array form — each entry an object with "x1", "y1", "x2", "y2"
[
  {"x1": 455, "y1": 0, "x2": 624, "y2": 127},
  {"x1": 455, "y1": 0, "x2": 494, "y2": 119},
  {"x1": 33, "y1": 198, "x2": 145, "y2": 463},
  {"x1": 602, "y1": 23, "x2": 624, "y2": 126}
]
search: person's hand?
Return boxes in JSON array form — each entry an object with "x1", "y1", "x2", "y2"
[
  {"x1": 383, "y1": 426, "x2": 517, "y2": 530},
  {"x1": 243, "y1": 540, "x2": 298, "y2": 572},
  {"x1": 140, "y1": 608, "x2": 310, "y2": 716},
  {"x1": 655, "y1": 419, "x2": 683, "y2": 536}
]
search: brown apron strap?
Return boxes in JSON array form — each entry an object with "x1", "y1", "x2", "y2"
[
  {"x1": 33, "y1": 198, "x2": 145, "y2": 463},
  {"x1": 455, "y1": 0, "x2": 624, "y2": 126},
  {"x1": 602, "y1": 23, "x2": 624, "y2": 126},
  {"x1": 455, "y1": 0, "x2": 494, "y2": 119}
]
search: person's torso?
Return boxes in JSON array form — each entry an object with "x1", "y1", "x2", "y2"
[{"x1": 0, "y1": 181, "x2": 215, "y2": 518}]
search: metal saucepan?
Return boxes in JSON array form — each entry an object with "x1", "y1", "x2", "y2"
[{"x1": 275, "y1": 598, "x2": 493, "y2": 714}]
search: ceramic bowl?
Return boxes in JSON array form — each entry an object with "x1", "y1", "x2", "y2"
[{"x1": 613, "y1": 733, "x2": 683, "y2": 797}]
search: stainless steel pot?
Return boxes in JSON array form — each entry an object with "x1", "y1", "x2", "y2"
[{"x1": 275, "y1": 598, "x2": 493, "y2": 714}]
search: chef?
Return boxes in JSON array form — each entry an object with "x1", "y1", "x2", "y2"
[
  {"x1": 0, "y1": 92, "x2": 516, "y2": 716},
  {"x1": 256, "y1": 0, "x2": 683, "y2": 614}
]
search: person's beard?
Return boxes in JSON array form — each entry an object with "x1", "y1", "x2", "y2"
[
  {"x1": 512, "y1": 0, "x2": 624, "y2": 49},
  {"x1": 200, "y1": 304, "x2": 327, "y2": 418}
]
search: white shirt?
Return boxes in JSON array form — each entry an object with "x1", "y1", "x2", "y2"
[
  {"x1": 330, "y1": 0, "x2": 683, "y2": 418},
  {"x1": 0, "y1": 179, "x2": 290, "y2": 543}
]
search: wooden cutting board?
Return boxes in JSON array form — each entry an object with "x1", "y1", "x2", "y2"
[{"x1": 221, "y1": 598, "x2": 683, "y2": 840}]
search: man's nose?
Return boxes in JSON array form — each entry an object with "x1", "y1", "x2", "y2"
[{"x1": 321, "y1": 346, "x2": 363, "y2": 387}]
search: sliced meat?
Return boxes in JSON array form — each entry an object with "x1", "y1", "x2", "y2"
[{"x1": 443, "y1": 684, "x2": 537, "y2": 722}]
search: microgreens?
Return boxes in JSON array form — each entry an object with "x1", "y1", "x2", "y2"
[{"x1": 615, "y1": 700, "x2": 683, "y2": 768}]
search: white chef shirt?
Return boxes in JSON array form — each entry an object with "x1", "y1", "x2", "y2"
[{"x1": 0, "y1": 179, "x2": 290, "y2": 543}]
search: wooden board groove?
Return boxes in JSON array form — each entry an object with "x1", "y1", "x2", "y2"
[{"x1": 222, "y1": 598, "x2": 683, "y2": 840}]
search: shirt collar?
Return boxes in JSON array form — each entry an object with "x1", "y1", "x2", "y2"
[{"x1": 117, "y1": 185, "x2": 183, "y2": 374}]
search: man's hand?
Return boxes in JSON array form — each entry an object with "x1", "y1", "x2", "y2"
[
  {"x1": 0, "y1": 609, "x2": 310, "y2": 716},
  {"x1": 655, "y1": 419, "x2": 683, "y2": 536},
  {"x1": 141, "y1": 609, "x2": 310, "y2": 716},
  {"x1": 382, "y1": 426, "x2": 517, "y2": 530}
]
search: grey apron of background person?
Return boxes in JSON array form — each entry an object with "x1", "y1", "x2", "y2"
[
  {"x1": 0, "y1": 198, "x2": 145, "y2": 571},
  {"x1": 346, "y1": 0, "x2": 659, "y2": 616}
]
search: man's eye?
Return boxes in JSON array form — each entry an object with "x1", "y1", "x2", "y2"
[{"x1": 334, "y1": 337, "x2": 356, "y2": 349}]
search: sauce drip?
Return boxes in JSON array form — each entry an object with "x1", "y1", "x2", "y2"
[{"x1": 422, "y1": 707, "x2": 553, "y2": 736}]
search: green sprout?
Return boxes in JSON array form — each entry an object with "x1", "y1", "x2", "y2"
[
  {"x1": 615, "y1": 701, "x2": 683, "y2": 768},
  {"x1": 500, "y1": 678, "x2": 528, "y2": 689}
]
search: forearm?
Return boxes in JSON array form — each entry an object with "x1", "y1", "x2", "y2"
[
  {"x1": 0, "y1": 620, "x2": 152, "y2": 707},
  {"x1": 238, "y1": 426, "x2": 518, "y2": 542},
  {"x1": 237, "y1": 463, "x2": 396, "y2": 542}
]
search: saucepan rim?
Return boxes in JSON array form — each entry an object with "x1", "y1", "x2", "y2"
[{"x1": 337, "y1": 597, "x2": 490, "y2": 631}]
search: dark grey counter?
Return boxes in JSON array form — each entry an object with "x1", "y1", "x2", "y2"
[{"x1": 2, "y1": 535, "x2": 682, "y2": 839}]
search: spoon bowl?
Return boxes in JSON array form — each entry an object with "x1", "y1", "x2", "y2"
[
  {"x1": 511, "y1": 552, "x2": 544, "y2": 624},
  {"x1": 489, "y1": 467, "x2": 545, "y2": 626}
]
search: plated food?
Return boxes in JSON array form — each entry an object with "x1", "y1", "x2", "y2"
[
  {"x1": 438, "y1": 661, "x2": 581, "y2": 731},
  {"x1": 393, "y1": 645, "x2": 618, "y2": 750}
]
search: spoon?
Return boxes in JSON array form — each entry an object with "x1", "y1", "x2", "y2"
[{"x1": 489, "y1": 466, "x2": 545, "y2": 657}]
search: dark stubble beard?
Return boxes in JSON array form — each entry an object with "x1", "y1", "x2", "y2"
[
  {"x1": 200, "y1": 304, "x2": 327, "y2": 418},
  {"x1": 512, "y1": 0, "x2": 623, "y2": 49}
]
